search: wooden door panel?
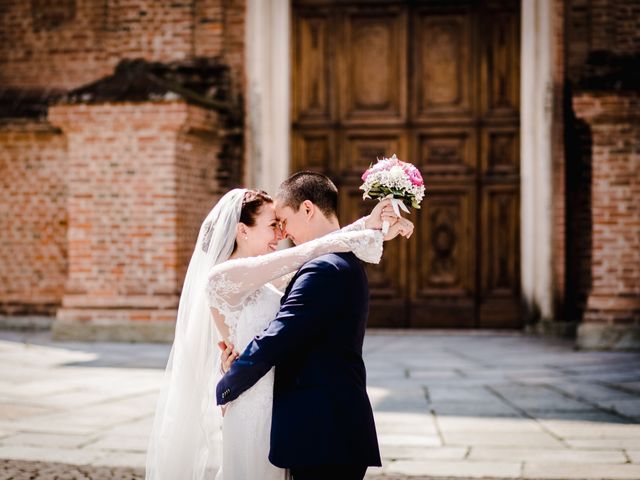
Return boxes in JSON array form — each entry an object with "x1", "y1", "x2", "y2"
[
  {"x1": 292, "y1": 130, "x2": 336, "y2": 173},
  {"x1": 292, "y1": 1, "x2": 521, "y2": 329},
  {"x1": 338, "y1": 129, "x2": 408, "y2": 179},
  {"x1": 409, "y1": 184, "x2": 476, "y2": 327},
  {"x1": 479, "y1": 184, "x2": 520, "y2": 327},
  {"x1": 412, "y1": 6, "x2": 474, "y2": 123},
  {"x1": 479, "y1": 2, "x2": 520, "y2": 120},
  {"x1": 339, "y1": 187, "x2": 407, "y2": 328},
  {"x1": 414, "y1": 127, "x2": 477, "y2": 178},
  {"x1": 292, "y1": 11, "x2": 334, "y2": 125},
  {"x1": 481, "y1": 126, "x2": 520, "y2": 177},
  {"x1": 339, "y1": 6, "x2": 407, "y2": 126}
]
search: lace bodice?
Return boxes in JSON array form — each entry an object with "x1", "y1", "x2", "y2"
[{"x1": 205, "y1": 217, "x2": 382, "y2": 348}]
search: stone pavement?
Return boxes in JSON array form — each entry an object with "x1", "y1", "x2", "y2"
[{"x1": 0, "y1": 330, "x2": 639, "y2": 480}]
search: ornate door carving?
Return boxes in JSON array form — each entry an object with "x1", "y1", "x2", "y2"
[{"x1": 292, "y1": 0, "x2": 521, "y2": 328}]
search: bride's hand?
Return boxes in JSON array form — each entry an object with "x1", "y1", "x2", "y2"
[
  {"x1": 364, "y1": 199, "x2": 396, "y2": 230},
  {"x1": 218, "y1": 340, "x2": 239, "y2": 374},
  {"x1": 384, "y1": 217, "x2": 414, "y2": 241}
]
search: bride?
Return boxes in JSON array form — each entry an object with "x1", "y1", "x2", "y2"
[{"x1": 145, "y1": 187, "x2": 411, "y2": 480}]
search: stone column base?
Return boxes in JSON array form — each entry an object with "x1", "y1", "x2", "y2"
[
  {"x1": 577, "y1": 295, "x2": 640, "y2": 350},
  {"x1": 527, "y1": 320, "x2": 578, "y2": 339},
  {"x1": 577, "y1": 323, "x2": 640, "y2": 351},
  {"x1": 0, "y1": 315, "x2": 54, "y2": 331},
  {"x1": 53, "y1": 313, "x2": 176, "y2": 343}
]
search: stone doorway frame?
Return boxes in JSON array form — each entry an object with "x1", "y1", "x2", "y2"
[{"x1": 245, "y1": 0, "x2": 558, "y2": 326}]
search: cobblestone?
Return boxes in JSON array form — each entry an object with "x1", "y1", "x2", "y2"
[{"x1": 0, "y1": 459, "x2": 143, "y2": 480}]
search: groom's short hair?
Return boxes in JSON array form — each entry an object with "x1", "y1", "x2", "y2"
[{"x1": 277, "y1": 171, "x2": 339, "y2": 218}]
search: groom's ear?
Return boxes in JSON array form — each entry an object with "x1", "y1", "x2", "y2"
[{"x1": 301, "y1": 200, "x2": 315, "y2": 222}]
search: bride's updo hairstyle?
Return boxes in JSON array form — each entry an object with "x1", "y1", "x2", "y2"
[
  {"x1": 232, "y1": 189, "x2": 273, "y2": 253},
  {"x1": 276, "y1": 171, "x2": 338, "y2": 218},
  {"x1": 240, "y1": 189, "x2": 273, "y2": 227}
]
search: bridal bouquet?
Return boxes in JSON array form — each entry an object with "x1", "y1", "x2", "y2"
[{"x1": 360, "y1": 154, "x2": 425, "y2": 234}]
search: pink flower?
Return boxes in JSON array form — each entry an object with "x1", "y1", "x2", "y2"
[
  {"x1": 362, "y1": 155, "x2": 425, "y2": 187},
  {"x1": 407, "y1": 167, "x2": 424, "y2": 186}
]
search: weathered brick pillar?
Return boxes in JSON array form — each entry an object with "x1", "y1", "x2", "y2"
[
  {"x1": 573, "y1": 92, "x2": 640, "y2": 350},
  {"x1": 0, "y1": 121, "x2": 67, "y2": 318},
  {"x1": 48, "y1": 101, "x2": 222, "y2": 342}
]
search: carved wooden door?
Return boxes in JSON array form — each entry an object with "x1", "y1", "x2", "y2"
[{"x1": 292, "y1": 0, "x2": 521, "y2": 328}]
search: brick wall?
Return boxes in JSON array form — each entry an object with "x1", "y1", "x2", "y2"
[
  {"x1": 0, "y1": 0, "x2": 245, "y2": 337},
  {"x1": 47, "y1": 100, "x2": 223, "y2": 340},
  {"x1": 0, "y1": 0, "x2": 111, "y2": 89},
  {"x1": 0, "y1": 121, "x2": 67, "y2": 315},
  {"x1": 573, "y1": 92, "x2": 640, "y2": 342},
  {"x1": 0, "y1": 0, "x2": 246, "y2": 97},
  {"x1": 175, "y1": 106, "x2": 224, "y2": 284},
  {"x1": 566, "y1": 0, "x2": 640, "y2": 83},
  {"x1": 222, "y1": 0, "x2": 247, "y2": 101},
  {"x1": 48, "y1": 102, "x2": 185, "y2": 303},
  {"x1": 564, "y1": 0, "x2": 640, "y2": 333}
]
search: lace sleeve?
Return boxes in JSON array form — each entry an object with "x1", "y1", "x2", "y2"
[
  {"x1": 205, "y1": 227, "x2": 383, "y2": 315},
  {"x1": 271, "y1": 271, "x2": 296, "y2": 293},
  {"x1": 340, "y1": 216, "x2": 368, "y2": 233}
]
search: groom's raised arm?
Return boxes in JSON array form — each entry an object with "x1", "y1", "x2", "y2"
[{"x1": 216, "y1": 259, "x2": 345, "y2": 405}]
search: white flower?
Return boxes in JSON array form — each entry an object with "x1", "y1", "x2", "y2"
[{"x1": 388, "y1": 166, "x2": 405, "y2": 182}]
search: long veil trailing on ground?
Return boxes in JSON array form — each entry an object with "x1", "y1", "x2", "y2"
[{"x1": 146, "y1": 188, "x2": 247, "y2": 480}]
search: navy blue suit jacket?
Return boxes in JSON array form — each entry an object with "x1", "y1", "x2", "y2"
[{"x1": 216, "y1": 252, "x2": 381, "y2": 469}]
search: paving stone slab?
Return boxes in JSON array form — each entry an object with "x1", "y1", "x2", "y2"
[
  {"x1": 468, "y1": 446, "x2": 627, "y2": 463},
  {"x1": 0, "y1": 418, "x2": 104, "y2": 436},
  {"x1": 2, "y1": 330, "x2": 640, "y2": 479},
  {"x1": 612, "y1": 381, "x2": 640, "y2": 394},
  {"x1": 626, "y1": 450, "x2": 640, "y2": 463},
  {"x1": 427, "y1": 386, "x2": 506, "y2": 403},
  {"x1": 522, "y1": 462, "x2": 640, "y2": 480},
  {"x1": 380, "y1": 446, "x2": 468, "y2": 461},
  {"x1": 385, "y1": 459, "x2": 522, "y2": 478},
  {"x1": 429, "y1": 401, "x2": 522, "y2": 418},
  {"x1": 595, "y1": 399, "x2": 640, "y2": 419},
  {"x1": 84, "y1": 435, "x2": 150, "y2": 453},
  {"x1": 550, "y1": 382, "x2": 639, "y2": 402},
  {"x1": 528, "y1": 410, "x2": 626, "y2": 422},
  {"x1": 436, "y1": 416, "x2": 544, "y2": 433},
  {"x1": 0, "y1": 445, "x2": 104, "y2": 465},
  {"x1": 374, "y1": 416, "x2": 439, "y2": 436},
  {"x1": 0, "y1": 404, "x2": 54, "y2": 422},
  {"x1": 378, "y1": 433, "x2": 442, "y2": 448},
  {"x1": 538, "y1": 419, "x2": 640, "y2": 438},
  {"x1": 0, "y1": 432, "x2": 95, "y2": 449},
  {"x1": 441, "y1": 431, "x2": 566, "y2": 449},
  {"x1": 91, "y1": 452, "x2": 148, "y2": 469},
  {"x1": 565, "y1": 438, "x2": 640, "y2": 449}
]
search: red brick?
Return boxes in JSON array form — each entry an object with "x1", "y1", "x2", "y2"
[{"x1": 0, "y1": 122, "x2": 67, "y2": 315}]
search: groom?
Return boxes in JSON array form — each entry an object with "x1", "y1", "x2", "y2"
[{"x1": 216, "y1": 172, "x2": 404, "y2": 479}]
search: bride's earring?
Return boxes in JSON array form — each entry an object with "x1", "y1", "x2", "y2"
[{"x1": 244, "y1": 235, "x2": 248, "y2": 241}]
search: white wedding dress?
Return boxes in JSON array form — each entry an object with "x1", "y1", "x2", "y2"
[{"x1": 205, "y1": 218, "x2": 383, "y2": 480}]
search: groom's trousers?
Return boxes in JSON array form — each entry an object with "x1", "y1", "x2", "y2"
[{"x1": 291, "y1": 464, "x2": 367, "y2": 480}]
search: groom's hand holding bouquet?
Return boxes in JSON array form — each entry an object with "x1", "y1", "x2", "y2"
[{"x1": 365, "y1": 198, "x2": 415, "y2": 240}]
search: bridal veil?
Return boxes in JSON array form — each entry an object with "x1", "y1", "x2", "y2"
[{"x1": 145, "y1": 188, "x2": 246, "y2": 480}]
